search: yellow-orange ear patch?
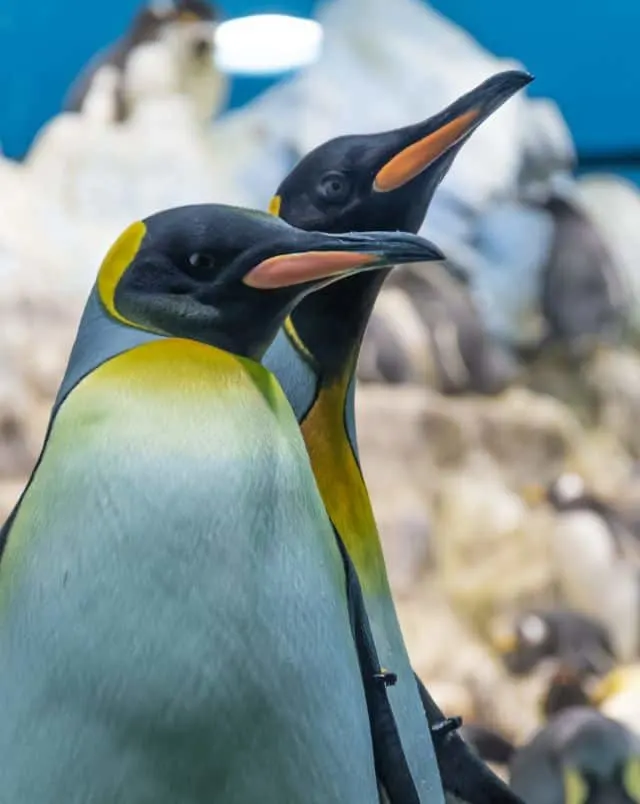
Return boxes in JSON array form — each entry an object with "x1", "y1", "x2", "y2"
[
  {"x1": 267, "y1": 195, "x2": 282, "y2": 218},
  {"x1": 97, "y1": 221, "x2": 147, "y2": 325}
]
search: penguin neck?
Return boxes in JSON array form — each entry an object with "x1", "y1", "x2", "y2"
[
  {"x1": 289, "y1": 268, "x2": 392, "y2": 382},
  {"x1": 287, "y1": 269, "x2": 394, "y2": 595}
]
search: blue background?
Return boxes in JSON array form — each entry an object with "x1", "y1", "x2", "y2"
[{"x1": 0, "y1": 0, "x2": 637, "y2": 166}]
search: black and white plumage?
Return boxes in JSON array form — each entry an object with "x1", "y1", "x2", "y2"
[
  {"x1": 537, "y1": 194, "x2": 627, "y2": 357},
  {"x1": 492, "y1": 607, "x2": 617, "y2": 678},
  {"x1": 64, "y1": 0, "x2": 227, "y2": 125},
  {"x1": 543, "y1": 474, "x2": 640, "y2": 663}
]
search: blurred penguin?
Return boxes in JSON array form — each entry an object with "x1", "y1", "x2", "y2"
[
  {"x1": 358, "y1": 260, "x2": 521, "y2": 394},
  {"x1": 525, "y1": 185, "x2": 627, "y2": 359},
  {"x1": 509, "y1": 707, "x2": 640, "y2": 804},
  {"x1": 522, "y1": 473, "x2": 640, "y2": 663},
  {"x1": 64, "y1": 0, "x2": 227, "y2": 125},
  {"x1": 491, "y1": 608, "x2": 617, "y2": 678}
]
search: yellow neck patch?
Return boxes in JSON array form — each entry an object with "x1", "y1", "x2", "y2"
[
  {"x1": 267, "y1": 195, "x2": 282, "y2": 217},
  {"x1": 97, "y1": 221, "x2": 147, "y2": 327},
  {"x1": 282, "y1": 319, "x2": 388, "y2": 594}
]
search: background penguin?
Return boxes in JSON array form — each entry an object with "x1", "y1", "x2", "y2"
[
  {"x1": 535, "y1": 192, "x2": 628, "y2": 359},
  {"x1": 358, "y1": 259, "x2": 521, "y2": 394},
  {"x1": 263, "y1": 70, "x2": 532, "y2": 804},
  {"x1": 0, "y1": 205, "x2": 444, "y2": 803},
  {"x1": 523, "y1": 473, "x2": 640, "y2": 662},
  {"x1": 509, "y1": 707, "x2": 640, "y2": 804},
  {"x1": 64, "y1": 0, "x2": 226, "y2": 125},
  {"x1": 491, "y1": 608, "x2": 617, "y2": 677}
]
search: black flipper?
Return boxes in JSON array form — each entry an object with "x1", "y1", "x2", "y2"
[
  {"x1": 416, "y1": 677, "x2": 524, "y2": 804},
  {"x1": 333, "y1": 529, "x2": 423, "y2": 804}
]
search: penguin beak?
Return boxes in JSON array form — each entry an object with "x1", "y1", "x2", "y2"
[
  {"x1": 490, "y1": 629, "x2": 518, "y2": 656},
  {"x1": 373, "y1": 69, "x2": 533, "y2": 193},
  {"x1": 243, "y1": 230, "x2": 445, "y2": 290},
  {"x1": 520, "y1": 483, "x2": 546, "y2": 507}
]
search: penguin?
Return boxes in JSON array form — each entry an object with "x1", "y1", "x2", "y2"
[
  {"x1": 64, "y1": 0, "x2": 226, "y2": 125},
  {"x1": 509, "y1": 707, "x2": 640, "y2": 804},
  {"x1": 491, "y1": 608, "x2": 617, "y2": 677},
  {"x1": 0, "y1": 205, "x2": 446, "y2": 803},
  {"x1": 358, "y1": 259, "x2": 522, "y2": 394},
  {"x1": 536, "y1": 193, "x2": 627, "y2": 358},
  {"x1": 523, "y1": 474, "x2": 640, "y2": 662},
  {"x1": 262, "y1": 70, "x2": 533, "y2": 804}
]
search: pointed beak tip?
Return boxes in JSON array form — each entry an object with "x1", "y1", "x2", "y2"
[{"x1": 496, "y1": 69, "x2": 535, "y2": 96}]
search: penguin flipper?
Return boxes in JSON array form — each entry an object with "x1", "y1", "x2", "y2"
[{"x1": 416, "y1": 674, "x2": 523, "y2": 804}]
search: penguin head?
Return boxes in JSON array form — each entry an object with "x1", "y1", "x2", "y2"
[
  {"x1": 492, "y1": 609, "x2": 617, "y2": 677},
  {"x1": 96, "y1": 203, "x2": 444, "y2": 359},
  {"x1": 510, "y1": 708, "x2": 640, "y2": 804},
  {"x1": 520, "y1": 473, "x2": 588, "y2": 511},
  {"x1": 129, "y1": 0, "x2": 219, "y2": 43},
  {"x1": 127, "y1": 0, "x2": 220, "y2": 69},
  {"x1": 271, "y1": 70, "x2": 532, "y2": 236},
  {"x1": 550, "y1": 473, "x2": 589, "y2": 508},
  {"x1": 491, "y1": 610, "x2": 557, "y2": 675}
]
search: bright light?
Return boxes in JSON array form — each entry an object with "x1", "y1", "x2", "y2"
[{"x1": 214, "y1": 14, "x2": 324, "y2": 76}]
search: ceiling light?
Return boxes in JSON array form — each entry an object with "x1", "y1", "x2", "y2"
[{"x1": 214, "y1": 14, "x2": 324, "y2": 76}]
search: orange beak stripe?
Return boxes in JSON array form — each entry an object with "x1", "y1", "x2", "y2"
[
  {"x1": 374, "y1": 109, "x2": 480, "y2": 193},
  {"x1": 244, "y1": 251, "x2": 377, "y2": 290}
]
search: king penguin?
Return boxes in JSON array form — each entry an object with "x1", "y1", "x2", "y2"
[
  {"x1": 0, "y1": 205, "x2": 445, "y2": 803},
  {"x1": 509, "y1": 707, "x2": 640, "y2": 804},
  {"x1": 262, "y1": 70, "x2": 532, "y2": 804}
]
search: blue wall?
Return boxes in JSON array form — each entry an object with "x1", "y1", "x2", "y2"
[{"x1": 0, "y1": 0, "x2": 638, "y2": 163}]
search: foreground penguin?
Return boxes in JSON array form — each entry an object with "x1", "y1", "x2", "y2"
[
  {"x1": 262, "y1": 70, "x2": 532, "y2": 803},
  {"x1": 509, "y1": 707, "x2": 640, "y2": 804},
  {"x1": 0, "y1": 205, "x2": 445, "y2": 803},
  {"x1": 64, "y1": 0, "x2": 226, "y2": 124}
]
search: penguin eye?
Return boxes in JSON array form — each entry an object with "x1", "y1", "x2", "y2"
[
  {"x1": 317, "y1": 171, "x2": 352, "y2": 204},
  {"x1": 187, "y1": 252, "x2": 217, "y2": 277}
]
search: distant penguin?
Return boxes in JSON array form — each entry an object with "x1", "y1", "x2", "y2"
[
  {"x1": 536, "y1": 193, "x2": 627, "y2": 357},
  {"x1": 527, "y1": 473, "x2": 640, "y2": 663},
  {"x1": 358, "y1": 261, "x2": 521, "y2": 394},
  {"x1": 509, "y1": 707, "x2": 640, "y2": 804},
  {"x1": 491, "y1": 608, "x2": 617, "y2": 677},
  {"x1": 64, "y1": 0, "x2": 227, "y2": 125}
]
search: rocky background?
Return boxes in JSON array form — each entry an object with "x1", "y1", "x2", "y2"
[{"x1": 4, "y1": 0, "x2": 640, "y2": 775}]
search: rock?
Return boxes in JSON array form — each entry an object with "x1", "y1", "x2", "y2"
[{"x1": 585, "y1": 347, "x2": 640, "y2": 458}]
